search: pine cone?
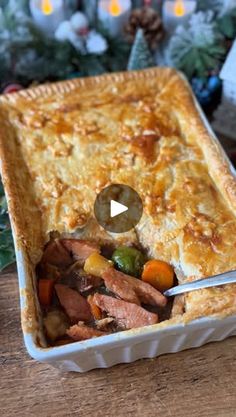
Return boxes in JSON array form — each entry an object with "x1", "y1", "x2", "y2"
[{"x1": 125, "y1": 7, "x2": 164, "y2": 50}]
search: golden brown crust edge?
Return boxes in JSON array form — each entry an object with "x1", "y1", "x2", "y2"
[
  {"x1": 0, "y1": 67, "x2": 236, "y2": 336},
  {"x1": 168, "y1": 71, "x2": 236, "y2": 215},
  {"x1": 0, "y1": 111, "x2": 44, "y2": 263}
]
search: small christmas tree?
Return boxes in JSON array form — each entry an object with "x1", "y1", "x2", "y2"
[{"x1": 127, "y1": 28, "x2": 154, "y2": 71}]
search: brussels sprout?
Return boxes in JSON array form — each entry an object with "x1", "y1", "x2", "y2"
[{"x1": 112, "y1": 246, "x2": 146, "y2": 278}]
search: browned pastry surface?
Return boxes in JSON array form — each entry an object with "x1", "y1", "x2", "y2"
[{"x1": 0, "y1": 68, "x2": 236, "y2": 326}]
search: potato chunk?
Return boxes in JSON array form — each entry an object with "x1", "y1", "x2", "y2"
[
  {"x1": 84, "y1": 253, "x2": 112, "y2": 278},
  {"x1": 44, "y1": 309, "x2": 69, "y2": 341}
]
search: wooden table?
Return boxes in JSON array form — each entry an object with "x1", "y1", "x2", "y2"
[
  {"x1": 0, "y1": 266, "x2": 236, "y2": 417},
  {"x1": 1, "y1": 135, "x2": 236, "y2": 417}
]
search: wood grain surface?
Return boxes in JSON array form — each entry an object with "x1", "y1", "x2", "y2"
[{"x1": 0, "y1": 266, "x2": 236, "y2": 417}]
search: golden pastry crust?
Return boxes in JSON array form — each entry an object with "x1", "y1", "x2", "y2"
[{"x1": 0, "y1": 67, "x2": 236, "y2": 328}]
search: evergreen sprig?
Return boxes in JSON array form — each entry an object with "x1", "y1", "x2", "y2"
[
  {"x1": 0, "y1": 183, "x2": 15, "y2": 271},
  {"x1": 167, "y1": 11, "x2": 227, "y2": 79},
  {"x1": 0, "y1": 5, "x2": 130, "y2": 86},
  {"x1": 217, "y1": 8, "x2": 236, "y2": 39}
]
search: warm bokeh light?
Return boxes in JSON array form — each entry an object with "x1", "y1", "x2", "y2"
[
  {"x1": 41, "y1": 0, "x2": 53, "y2": 15},
  {"x1": 174, "y1": 0, "x2": 185, "y2": 17},
  {"x1": 109, "y1": 0, "x2": 122, "y2": 16}
]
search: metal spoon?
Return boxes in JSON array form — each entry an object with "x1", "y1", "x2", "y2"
[{"x1": 164, "y1": 270, "x2": 236, "y2": 297}]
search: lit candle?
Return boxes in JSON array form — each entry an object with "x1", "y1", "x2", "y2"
[
  {"x1": 98, "y1": 0, "x2": 132, "y2": 37},
  {"x1": 162, "y1": 0, "x2": 196, "y2": 34},
  {"x1": 30, "y1": 0, "x2": 65, "y2": 35}
]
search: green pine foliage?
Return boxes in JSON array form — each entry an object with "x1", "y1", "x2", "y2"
[
  {"x1": 0, "y1": 183, "x2": 15, "y2": 271},
  {"x1": 0, "y1": 4, "x2": 130, "y2": 86},
  {"x1": 127, "y1": 29, "x2": 154, "y2": 71},
  {"x1": 167, "y1": 11, "x2": 227, "y2": 79},
  {"x1": 217, "y1": 8, "x2": 236, "y2": 39},
  {"x1": 197, "y1": 0, "x2": 224, "y2": 14}
]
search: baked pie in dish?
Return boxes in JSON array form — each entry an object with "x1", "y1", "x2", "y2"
[{"x1": 0, "y1": 67, "x2": 236, "y2": 349}]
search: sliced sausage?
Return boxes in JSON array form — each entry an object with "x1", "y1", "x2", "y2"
[
  {"x1": 102, "y1": 268, "x2": 140, "y2": 305},
  {"x1": 102, "y1": 268, "x2": 167, "y2": 307},
  {"x1": 55, "y1": 284, "x2": 92, "y2": 323},
  {"x1": 67, "y1": 323, "x2": 109, "y2": 341},
  {"x1": 61, "y1": 239, "x2": 100, "y2": 263},
  {"x1": 93, "y1": 293, "x2": 158, "y2": 329}
]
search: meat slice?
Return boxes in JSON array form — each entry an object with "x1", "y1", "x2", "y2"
[
  {"x1": 102, "y1": 268, "x2": 167, "y2": 307},
  {"x1": 41, "y1": 240, "x2": 72, "y2": 267},
  {"x1": 67, "y1": 323, "x2": 109, "y2": 341},
  {"x1": 61, "y1": 239, "x2": 100, "y2": 263},
  {"x1": 93, "y1": 293, "x2": 158, "y2": 329},
  {"x1": 103, "y1": 268, "x2": 140, "y2": 305},
  {"x1": 55, "y1": 284, "x2": 92, "y2": 323}
]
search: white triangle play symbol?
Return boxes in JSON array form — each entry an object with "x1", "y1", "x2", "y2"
[{"x1": 110, "y1": 200, "x2": 128, "y2": 218}]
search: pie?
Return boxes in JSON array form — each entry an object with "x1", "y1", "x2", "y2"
[{"x1": 0, "y1": 68, "x2": 236, "y2": 342}]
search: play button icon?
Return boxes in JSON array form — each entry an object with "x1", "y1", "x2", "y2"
[
  {"x1": 94, "y1": 184, "x2": 143, "y2": 233},
  {"x1": 110, "y1": 200, "x2": 128, "y2": 218}
]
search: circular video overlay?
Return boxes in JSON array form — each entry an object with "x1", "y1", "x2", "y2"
[{"x1": 94, "y1": 184, "x2": 143, "y2": 233}]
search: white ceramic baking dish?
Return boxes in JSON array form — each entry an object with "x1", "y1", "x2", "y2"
[
  {"x1": 2, "y1": 72, "x2": 236, "y2": 373},
  {"x1": 17, "y1": 245, "x2": 236, "y2": 373}
]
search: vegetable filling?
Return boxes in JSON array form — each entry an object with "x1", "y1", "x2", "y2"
[{"x1": 37, "y1": 239, "x2": 175, "y2": 346}]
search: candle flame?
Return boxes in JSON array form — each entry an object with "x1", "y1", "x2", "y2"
[
  {"x1": 41, "y1": 0, "x2": 53, "y2": 15},
  {"x1": 109, "y1": 0, "x2": 122, "y2": 16},
  {"x1": 174, "y1": 0, "x2": 185, "y2": 17}
]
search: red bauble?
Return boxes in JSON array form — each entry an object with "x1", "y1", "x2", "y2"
[{"x1": 3, "y1": 84, "x2": 23, "y2": 94}]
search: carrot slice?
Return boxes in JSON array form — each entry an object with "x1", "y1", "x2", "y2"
[
  {"x1": 38, "y1": 279, "x2": 54, "y2": 306},
  {"x1": 87, "y1": 294, "x2": 103, "y2": 320},
  {"x1": 141, "y1": 260, "x2": 174, "y2": 292}
]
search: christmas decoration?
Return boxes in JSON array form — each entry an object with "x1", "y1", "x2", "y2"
[
  {"x1": 0, "y1": 1, "x2": 129, "y2": 87},
  {"x1": 2, "y1": 83, "x2": 24, "y2": 94},
  {"x1": 213, "y1": 39, "x2": 236, "y2": 140},
  {"x1": 197, "y1": 0, "x2": 224, "y2": 14},
  {"x1": 127, "y1": 28, "x2": 154, "y2": 70},
  {"x1": 191, "y1": 74, "x2": 221, "y2": 106},
  {"x1": 0, "y1": 5, "x2": 75, "y2": 84},
  {"x1": 217, "y1": 7, "x2": 236, "y2": 39},
  {"x1": 55, "y1": 11, "x2": 108, "y2": 54},
  {"x1": 0, "y1": 182, "x2": 15, "y2": 271},
  {"x1": 98, "y1": 0, "x2": 132, "y2": 38},
  {"x1": 55, "y1": 11, "x2": 89, "y2": 52},
  {"x1": 162, "y1": 0, "x2": 196, "y2": 35},
  {"x1": 70, "y1": 11, "x2": 89, "y2": 35},
  {"x1": 166, "y1": 11, "x2": 226, "y2": 79},
  {"x1": 125, "y1": 7, "x2": 164, "y2": 49},
  {"x1": 29, "y1": 0, "x2": 65, "y2": 35},
  {"x1": 55, "y1": 20, "x2": 73, "y2": 41},
  {"x1": 217, "y1": 0, "x2": 236, "y2": 17},
  {"x1": 86, "y1": 30, "x2": 108, "y2": 54}
]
